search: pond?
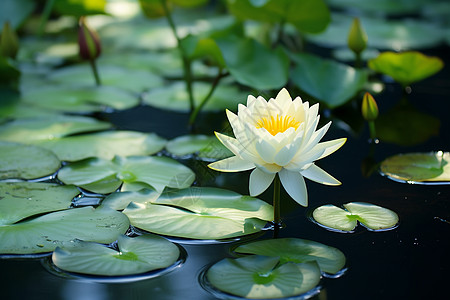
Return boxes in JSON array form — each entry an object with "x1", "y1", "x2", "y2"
[{"x1": 1, "y1": 1, "x2": 450, "y2": 300}]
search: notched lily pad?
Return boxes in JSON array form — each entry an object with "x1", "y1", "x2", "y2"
[
  {"x1": 234, "y1": 238, "x2": 346, "y2": 276},
  {"x1": 312, "y1": 202, "x2": 399, "y2": 232},
  {"x1": 166, "y1": 135, "x2": 232, "y2": 160},
  {"x1": 0, "y1": 141, "x2": 60, "y2": 180},
  {"x1": 203, "y1": 255, "x2": 321, "y2": 299},
  {"x1": 122, "y1": 187, "x2": 273, "y2": 240},
  {"x1": 52, "y1": 234, "x2": 181, "y2": 276},
  {"x1": 380, "y1": 152, "x2": 450, "y2": 184}
]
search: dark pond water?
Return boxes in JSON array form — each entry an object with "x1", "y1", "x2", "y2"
[{"x1": 1, "y1": 47, "x2": 449, "y2": 300}]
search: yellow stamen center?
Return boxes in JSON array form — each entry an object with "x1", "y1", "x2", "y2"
[{"x1": 255, "y1": 115, "x2": 300, "y2": 136}]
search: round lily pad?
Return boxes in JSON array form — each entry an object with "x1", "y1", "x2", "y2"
[
  {"x1": 57, "y1": 156, "x2": 195, "y2": 194},
  {"x1": 122, "y1": 187, "x2": 273, "y2": 240},
  {"x1": 380, "y1": 152, "x2": 450, "y2": 184},
  {"x1": 166, "y1": 135, "x2": 232, "y2": 160},
  {"x1": 0, "y1": 206, "x2": 130, "y2": 254},
  {"x1": 312, "y1": 202, "x2": 399, "y2": 232},
  {"x1": 204, "y1": 255, "x2": 321, "y2": 299},
  {"x1": 234, "y1": 238, "x2": 346, "y2": 275},
  {"x1": 101, "y1": 189, "x2": 160, "y2": 211},
  {"x1": 0, "y1": 141, "x2": 60, "y2": 180},
  {"x1": 37, "y1": 131, "x2": 167, "y2": 161},
  {"x1": 0, "y1": 182, "x2": 79, "y2": 225},
  {"x1": 52, "y1": 234, "x2": 181, "y2": 276}
]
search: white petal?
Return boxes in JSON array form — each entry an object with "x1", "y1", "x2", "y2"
[
  {"x1": 301, "y1": 164, "x2": 341, "y2": 185},
  {"x1": 273, "y1": 136, "x2": 303, "y2": 166},
  {"x1": 215, "y1": 132, "x2": 243, "y2": 157},
  {"x1": 300, "y1": 121, "x2": 332, "y2": 154},
  {"x1": 249, "y1": 168, "x2": 275, "y2": 196},
  {"x1": 279, "y1": 169, "x2": 308, "y2": 207},
  {"x1": 255, "y1": 139, "x2": 276, "y2": 163},
  {"x1": 208, "y1": 156, "x2": 255, "y2": 172},
  {"x1": 256, "y1": 163, "x2": 282, "y2": 173},
  {"x1": 315, "y1": 138, "x2": 347, "y2": 160},
  {"x1": 246, "y1": 95, "x2": 257, "y2": 106}
]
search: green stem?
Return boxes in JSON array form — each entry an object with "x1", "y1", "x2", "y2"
[
  {"x1": 355, "y1": 52, "x2": 362, "y2": 68},
  {"x1": 368, "y1": 120, "x2": 376, "y2": 141},
  {"x1": 38, "y1": 0, "x2": 56, "y2": 37},
  {"x1": 89, "y1": 59, "x2": 101, "y2": 86},
  {"x1": 273, "y1": 174, "x2": 281, "y2": 238},
  {"x1": 161, "y1": 0, "x2": 195, "y2": 113}
]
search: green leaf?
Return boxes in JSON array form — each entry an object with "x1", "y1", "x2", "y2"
[
  {"x1": 312, "y1": 202, "x2": 399, "y2": 232},
  {"x1": 0, "y1": 182, "x2": 79, "y2": 225},
  {"x1": 36, "y1": 131, "x2": 166, "y2": 162},
  {"x1": 53, "y1": 0, "x2": 106, "y2": 17},
  {"x1": 206, "y1": 255, "x2": 321, "y2": 298},
  {"x1": 0, "y1": 206, "x2": 129, "y2": 254},
  {"x1": 142, "y1": 81, "x2": 247, "y2": 112},
  {"x1": 290, "y1": 53, "x2": 368, "y2": 108},
  {"x1": 380, "y1": 152, "x2": 450, "y2": 183},
  {"x1": 123, "y1": 187, "x2": 273, "y2": 240},
  {"x1": 234, "y1": 238, "x2": 346, "y2": 275},
  {"x1": 166, "y1": 135, "x2": 232, "y2": 159},
  {"x1": 216, "y1": 37, "x2": 289, "y2": 90},
  {"x1": 0, "y1": 56, "x2": 20, "y2": 87},
  {"x1": 368, "y1": 51, "x2": 444, "y2": 87},
  {"x1": 181, "y1": 35, "x2": 225, "y2": 68},
  {"x1": 0, "y1": 115, "x2": 111, "y2": 143},
  {"x1": 172, "y1": 0, "x2": 208, "y2": 7},
  {"x1": 102, "y1": 189, "x2": 160, "y2": 211},
  {"x1": 0, "y1": 0, "x2": 36, "y2": 29},
  {"x1": 52, "y1": 234, "x2": 180, "y2": 276},
  {"x1": 328, "y1": 0, "x2": 428, "y2": 15},
  {"x1": 0, "y1": 141, "x2": 60, "y2": 180},
  {"x1": 58, "y1": 156, "x2": 195, "y2": 194}
]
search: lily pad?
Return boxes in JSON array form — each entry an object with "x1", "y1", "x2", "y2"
[
  {"x1": 142, "y1": 81, "x2": 247, "y2": 112},
  {"x1": 380, "y1": 152, "x2": 450, "y2": 183},
  {"x1": 36, "y1": 131, "x2": 166, "y2": 161},
  {"x1": 0, "y1": 206, "x2": 130, "y2": 254},
  {"x1": 166, "y1": 135, "x2": 232, "y2": 160},
  {"x1": 0, "y1": 115, "x2": 111, "y2": 143},
  {"x1": 52, "y1": 234, "x2": 180, "y2": 276},
  {"x1": 290, "y1": 53, "x2": 368, "y2": 108},
  {"x1": 123, "y1": 187, "x2": 273, "y2": 240},
  {"x1": 21, "y1": 85, "x2": 139, "y2": 113},
  {"x1": 204, "y1": 255, "x2": 321, "y2": 299},
  {"x1": 102, "y1": 189, "x2": 160, "y2": 211},
  {"x1": 234, "y1": 238, "x2": 346, "y2": 275},
  {"x1": 312, "y1": 202, "x2": 399, "y2": 232},
  {"x1": 0, "y1": 182, "x2": 79, "y2": 225},
  {"x1": 0, "y1": 141, "x2": 60, "y2": 179},
  {"x1": 328, "y1": 0, "x2": 427, "y2": 15},
  {"x1": 368, "y1": 51, "x2": 444, "y2": 87},
  {"x1": 57, "y1": 156, "x2": 195, "y2": 194}
]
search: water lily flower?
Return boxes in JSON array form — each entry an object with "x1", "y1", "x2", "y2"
[{"x1": 208, "y1": 88, "x2": 346, "y2": 207}]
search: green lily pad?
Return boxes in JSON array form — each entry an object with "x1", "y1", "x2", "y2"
[
  {"x1": 380, "y1": 152, "x2": 450, "y2": 183},
  {"x1": 0, "y1": 206, "x2": 130, "y2": 254},
  {"x1": 0, "y1": 115, "x2": 111, "y2": 143},
  {"x1": 46, "y1": 65, "x2": 164, "y2": 93},
  {"x1": 0, "y1": 141, "x2": 60, "y2": 179},
  {"x1": 290, "y1": 53, "x2": 368, "y2": 108},
  {"x1": 328, "y1": 0, "x2": 427, "y2": 15},
  {"x1": 21, "y1": 85, "x2": 139, "y2": 113},
  {"x1": 52, "y1": 234, "x2": 180, "y2": 276},
  {"x1": 312, "y1": 202, "x2": 399, "y2": 232},
  {"x1": 123, "y1": 187, "x2": 273, "y2": 240},
  {"x1": 234, "y1": 238, "x2": 346, "y2": 275},
  {"x1": 102, "y1": 189, "x2": 160, "y2": 211},
  {"x1": 57, "y1": 156, "x2": 195, "y2": 194},
  {"x1": 0, "y1": 182, "x2": 79, "y2": 225},
  {"x1": 205, "y1": 255, "x2": 321, "y2": 299},
  {"x1": 368, "y1": 51, "x2": 444, "y2": 87},
  {"x1": 0, "y1": 0, "x2": 36, "y2": 29},
  {"x1": 142, "y1": 81, "x2": 247, "y2": 112},
  {"x1": 166, "y1": 135, "x2": 232, "y2": 160},
  {"x1": 36, "y1": 131, "x2": 166, "y2": 161}
]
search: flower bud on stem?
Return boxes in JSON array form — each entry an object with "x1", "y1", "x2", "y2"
[
  {"x1": 362, "y1": 92, "x2": 379, "y2": 141},
  {"x1": 78, "y1": 16, "x2": 102, "y2": 86}
]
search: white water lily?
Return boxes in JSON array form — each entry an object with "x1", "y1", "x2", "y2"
[{"x1": 208, "y1": 88, "x2": 346, "y2": 207}]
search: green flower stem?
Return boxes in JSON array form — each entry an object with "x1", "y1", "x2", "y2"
[
  {"x1": 89, "y1": 59, "x2": 101, "y2": 86},
  {"x1": 355, "y1": 52, "x2": 362, "y2": 68},
  {"x1": 161, "y1": 0, "x2": 195, "y2": 113},
  {"x1": 38, "y1": 0, "x2": 56, "y2": 36},
  {"x1": 273, "y1": 173, "x2": 281, "y2": 237},
  {"x1": 368, "y1": 120, "x2": 376, "y2": 141}
]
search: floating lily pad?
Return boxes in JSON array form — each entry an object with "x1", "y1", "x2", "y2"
[
  {"x1": 368, "y1": 51, "x2": 444, "y2": 87},
  {"x1": 142, "y1": 81, "x2": 247, "y2": 112},
  {"x1": 36, "y1": 131, "x2": 166, "y2": 161},
  {"x1": 0, "y1": 206, "x2": 130, "y2": 254},
  {"x1": 123, "y1": 187, "x2": 273, "y2": 240},
  {"x1": 327, "y1": 0, "x2": 427, "y2": 15},
  {"x1": 234, "y1": 238, "x2": 346, "y2": 275},
  {"x1": 102, "y1": 189, "x2": 160, "y2": 211},
  {"x1": 204, "y1": 255, "x2": 321, "y2": 299},
  {"x1": 312, "y1": 202, "x2": 399, "y2": 232},
  {"x1": 0, "y1": 141, "x2": 60, "y2": 179},
  {"x1": 166, "y1": 135, "x2": 232, "y2": 160},
  {"x1": 0, "y1": 115, "x2": 111, "y2": 143},
  {"x1": 290, "y1": 53, "x2": 368, "y2": 108},
  {"x1": 52, "y1": 234, "x2": 180, "y2": 276},
  {"x1": 21, "y1": 85, "x2": 139, "y2": 113},
  {"x1": 57, "y1": 156, "x2": 195, "y2": 194},
  {"x1": 0, "y1": 182, "x2": 79, "y2": 225},
  {"x1": 380, "y1": 152, "x2": 450, "y2": 184}
]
